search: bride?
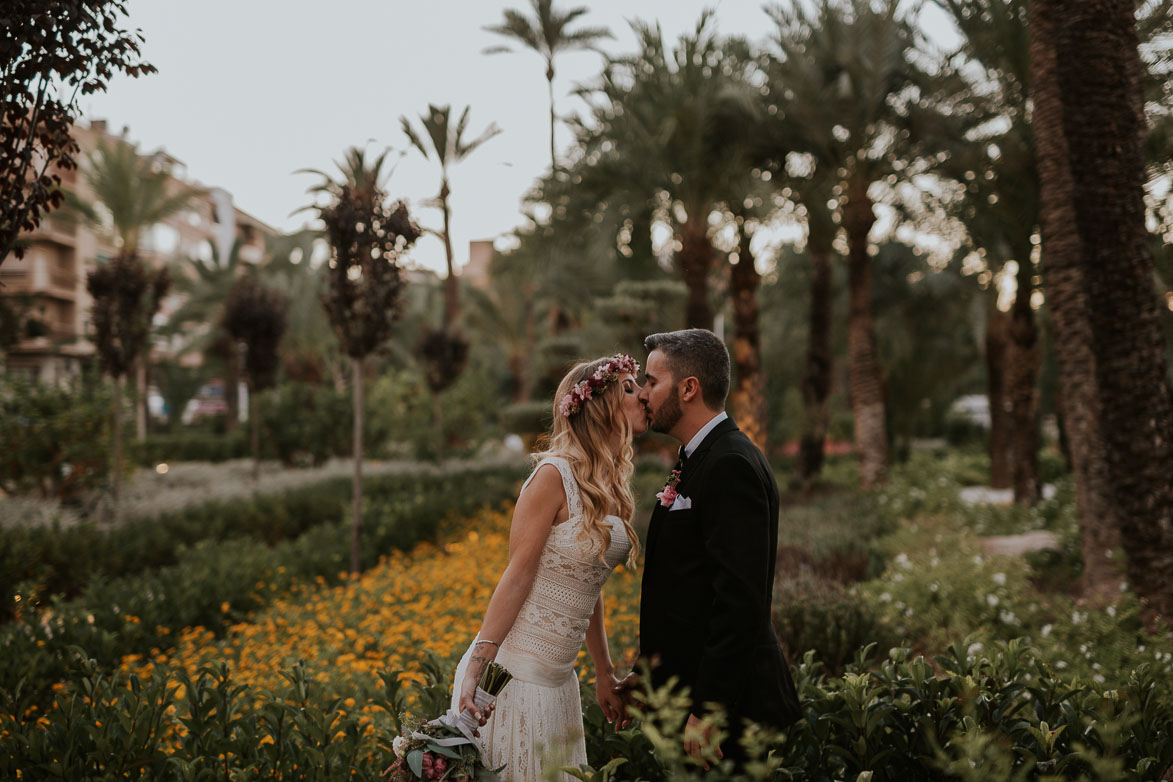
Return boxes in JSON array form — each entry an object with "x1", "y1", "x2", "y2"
[{"x1": 451, "y1": 354, "x2": 647, "y2": 781}]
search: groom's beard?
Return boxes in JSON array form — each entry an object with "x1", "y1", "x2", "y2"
[{"x1": 649, "y1": 390, "x2": 683, "y2": 435}]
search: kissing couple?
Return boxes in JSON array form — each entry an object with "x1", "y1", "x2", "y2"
[{"x1": 450, "y1": 328, "x2": 801, "y2": 780}]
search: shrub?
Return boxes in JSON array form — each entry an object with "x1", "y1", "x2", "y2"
[
  {"x1": 131, "y1": 430, "x2": 249, "y2": 465},
  {"x1": 0, "y1": 374, "x2": 113, "y2": 500},
  {"x1": 500, "y1": 400, "x2": 552, "y2": 437},
  {"x1": 5, "y1": 640, "x2": 1169, "y2": 782},
  {"x1": 0, "y1": 463, "x2": 526, "y2": 623},
  {"x1": 257, "y1": 381, "x2": 353, "y2": 466},
  {"x1": 773, "y1": 574, "x2": 894, "y2": 673},
  {"x1": 0, "y1": 467, "x2": 525, "y2": 711}
]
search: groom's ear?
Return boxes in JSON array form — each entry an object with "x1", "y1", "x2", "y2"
[{"x1": 679, "y1": 376, "x2": 702, "y2": 403}]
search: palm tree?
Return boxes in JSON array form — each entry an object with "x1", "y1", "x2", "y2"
[
  {"x1": 165, "y1": 237, "x2": 251, "y2": 427},
  {"x1": 1031, "y1": 0, "x2": 1173, "y2": 622},
  {"x1": 221, "y1": 276, "x2": 287, "y2": 482},
  {"x1": 933, "y1": 0, "x2": 1043, "y2": 504},
  {"x1": 304, "y1": 147, "x2": 421, "y2": 574},
  {"x1": 483, "y1": 0, "x2": 611, "y2": 172},
  {"x1": 401, "y1": 105, "x2": 501, "y2": 326},
  {"x1": 75, "y1": 139, "x2": 203, "y2": 441},
  {"x1": 582, "y1": 13, "x2": 759, "y2": 331},
  {"x1": 765, "y1": 0, "x2": 939, "y2": 488},
  {"x1": 85, "y1": 254, "x2": 169, "y2": 523}
]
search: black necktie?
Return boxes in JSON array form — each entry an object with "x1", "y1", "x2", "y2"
[{"x1": 675, "y1": 446, "x2": 688, "y2": 473}]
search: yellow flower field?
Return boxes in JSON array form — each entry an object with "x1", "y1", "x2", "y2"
[{"x1": 119, "y1": 502, "x2": 642, "y2": 710}]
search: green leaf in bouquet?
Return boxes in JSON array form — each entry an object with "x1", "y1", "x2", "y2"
[
  {"x1": 407, "y1": 748, "x2": 424, "y2": 778},
  {"x1": 427, "y1": 741, "x2": 462, "y2": 759}
]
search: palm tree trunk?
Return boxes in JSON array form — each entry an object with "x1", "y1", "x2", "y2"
[
  {"x1": 677, "y1": 217, "x2": 714, "y2": 330},
  {"x1": 1033, "y1": 0, "x2": 1173, "y2": 623},
  {"x1": 1030, "y1": 0, "x2": 1124, "y2": 604},
  {"x1": 250, "y1": 383, "x2": 260, "y2": 484},
  {"x1": 843, "y1": 175, "x2": 888, "y2": 489},
  {"x1": 440, "y1": 181, "x2": 459, "y2": 326},
  {"x1": 985, "y1": 304, "x2": 1013, "y2": 488},
  {"x1": 135, "y1": 359, "x2": 147, "y2": 441},
  {"x1": 433, "y1": 393, "x2": 445, "y2": 461},
  {"x1": 547, "y1": 63, "x2": 557, "y2": 172},
  {"x1": 1006, "y1": 255, "x2": 1041, "y2": 504},
  {"x1": 350, "y1": 356, "x2": 364, "y2": 575},
  {"x1": 729, "y1": 220, "x2": 766, "y2": 453},
  {"x1": 111, "y1": 373, "x2": 123, "y2": 525},
  {"x1": 798, "y1": 243, "x2": 833, "y2": 486}
]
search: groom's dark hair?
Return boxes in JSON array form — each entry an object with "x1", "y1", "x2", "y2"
[{"x1": 644, "y1": 329, "x2": 730, "y2": 410}]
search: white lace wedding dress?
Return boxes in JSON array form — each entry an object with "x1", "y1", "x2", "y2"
[{"x1": 451, "y1": 456, "x2": 631, "y2": 782}]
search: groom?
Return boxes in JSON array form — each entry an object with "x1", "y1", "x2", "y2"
[{"x1": 620, "y1": 328, "x2": 800, "y2": 766}]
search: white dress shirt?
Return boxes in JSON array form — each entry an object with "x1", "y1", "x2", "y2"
[{"x1": 683, "y1": 410, "x2": 728, "y2": 459}]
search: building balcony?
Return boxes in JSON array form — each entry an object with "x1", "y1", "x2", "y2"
[{"x1": 27, "y1": 216, "x2": 79, "y2": 248}]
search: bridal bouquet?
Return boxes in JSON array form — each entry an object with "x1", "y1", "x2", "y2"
[{"x1": 384, "y1": 661, "x2": 513, "y2": 782}]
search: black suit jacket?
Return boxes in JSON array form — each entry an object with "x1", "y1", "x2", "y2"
[{"x1": 639, "y1": 417, "x2": 800, "y2": 731}]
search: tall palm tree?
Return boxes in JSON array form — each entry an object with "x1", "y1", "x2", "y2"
[
  {"x1": 765, "y1": 0, "x2": 940, "y2": 488},
  {"x1": 933, "y1": 0, "x2": 1043, "y2": 504},
  {"x1": 303, "y1": 147, "x2": 420, "y2": 574},
  {"x1": 582, "y1": 13, "x2": 759, "y2": 331},
  {"x1": 1031, "y1": 0, "x2": 1173, "y2": 621},
  {"x1": 483, "y1": 0, "x2": 611, "y2": 172},
  {"x1": 75, "y1": 139, "x2": 202, "y2": 441},
  {"x1": 401, "y1": 105, "x2": 501, "y2": 325}
]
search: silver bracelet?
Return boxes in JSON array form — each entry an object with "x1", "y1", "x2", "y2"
[{"x1": 474, "y1": 639, "x2": 500, "y2": 648}]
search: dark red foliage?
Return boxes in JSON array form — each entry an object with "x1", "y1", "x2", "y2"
[
  {"x1": 84, "y1": 253, "x2": 169, "y2": 379},
  {"x1": 1, "y1": 1, "x2": 155, "y2": 264}
]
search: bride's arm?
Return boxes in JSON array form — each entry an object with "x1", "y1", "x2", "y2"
[
  {"x1": 458, "y1": 464, "x2": 564, "y2": 718},
  {"x1": 586, "y1": 592, "x2": 627, "y2": 725}
]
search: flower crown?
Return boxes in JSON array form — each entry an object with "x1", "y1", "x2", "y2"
[{"x1": 559, "y1": 353, "x2": 641, "y2": 418}]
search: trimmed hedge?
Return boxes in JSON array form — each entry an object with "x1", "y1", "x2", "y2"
[
  {"x1": 0, "y1": 465, "x2": 525, "y2": 712},
  {"x1": 131, "y1": 431, "x2": 249, "y2": 466},
  {"x1": 1, "y1": 463, "x2": 525, "y2": 622}
]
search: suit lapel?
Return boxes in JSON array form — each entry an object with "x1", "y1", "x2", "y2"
[
  {"x1": 675, "y1": 417, "x2": 737, "y2": 494},
  {"x1": 644, "y1": 417, "x2": 739, "y2": 563}
]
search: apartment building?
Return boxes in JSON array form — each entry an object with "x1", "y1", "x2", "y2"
[{"x1": 0, "y1": 119, "x2": 274, "y2": 383}]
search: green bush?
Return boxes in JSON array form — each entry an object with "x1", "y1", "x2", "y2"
[
  {"x1": 0, "y1": 464, "x2": 525, "y2": 624},
  {"x1": 257, "y1": 381, "x2": 353, "y2": 466},
  {"x1": 132, "y1": 430, "x2": 249, "y2": 465},
  {"x1": 0, "y1": 466, "x2": 525, "y2": 712},
  {"x1": 0, "y1": 375, "x2": 113, "y2": 501},
  {"x1": 500, "y1": 400, "x2": 553, "y2": 436},
  {"x1": 3, "y1": 640, "x2": 1170, "y2": 782},
  {"x1": 773, "y1": 574, "x2": 894, "y2": 673}
]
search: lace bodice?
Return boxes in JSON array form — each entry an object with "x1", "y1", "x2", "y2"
[{"x1": 501, "y1": 456, "x2": 631, "y2": 669}]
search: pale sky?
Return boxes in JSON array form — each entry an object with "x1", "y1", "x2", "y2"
[{"x1": 84, "y1": 0, "x2": 958, "y2": 276}]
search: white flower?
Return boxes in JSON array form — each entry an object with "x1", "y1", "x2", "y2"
[
  {"x1": 986, "y1": 594, "x2": 1000, "y2": 607},
  {"x1": 967, "y1": 642, "x2": 983, "y2": 657},
  {"x1": 392, "y1": 735, "x2": 409, "y2": 758},
  {"x1": 894, "y1": 553, "x2": 911, "y2": 569},
  {"x1": 1055, "y1": 660, "x2": 1068, "y2": 670},
  {"x1": 929, "y1": 582, "x2": 940, "y2": 593},
  {"x1": 972, "y1": 554, "x2": 983, "y2": 566},
  {"x1": 880, "y1": 592, "x2": 892, "y2": 603},
  {"x1": 892, "y1": 572, "x2": 905, "y2": 583},
  {"x1": 992, "y1": 572, "x2": 1006, "y2": 586},
  {"x1": 999, "y1": 610, "x2": 1019, "y2": 625},
  {"x1": 1106, "y1": 605, "x2": 1117, "y2": 617},
  {"x1": 1041, "y1": 624, "x2": 1053, "y2": 638}
]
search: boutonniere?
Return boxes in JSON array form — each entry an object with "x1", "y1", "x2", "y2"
[{"x1": 656, "y1": 469, "x2": 682, "y2": 508}]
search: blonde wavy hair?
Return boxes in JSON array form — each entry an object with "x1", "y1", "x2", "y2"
[{"x1": 533, "y1": 357, "x2": 640, "y2": 567}]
